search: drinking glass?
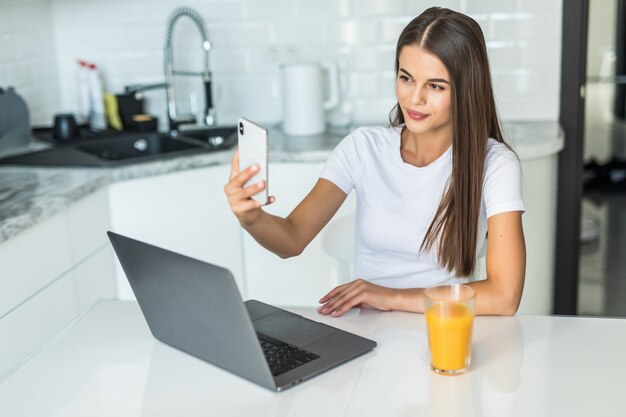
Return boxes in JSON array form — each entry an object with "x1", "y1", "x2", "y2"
[{"x1": 424, "y1": 284, "x2": 476, "y2": 375}]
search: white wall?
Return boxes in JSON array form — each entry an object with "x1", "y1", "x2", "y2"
[
  {"x1": 0, "y1": 0, "x2": 61, "y2": 126},
  {"x1": 1, "y1": 0, "x2": 562, "y2": 129}
]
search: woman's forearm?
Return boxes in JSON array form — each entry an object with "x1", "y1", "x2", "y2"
[
  {"x1": 393, "y1": 288, "x2": 426, "y2": 313},
  {"x1": 466, "y1": 279, "x2": 520, "y2": 316},
  {"x1": 241, "y1": 179, "x2": 348, "y2": 260},
  {"x1": 391, "y1": 279, "x2": 519, "y2": 316},
  {"x1": 241, "y1": 211, "x2": 303, "y2": 259}
]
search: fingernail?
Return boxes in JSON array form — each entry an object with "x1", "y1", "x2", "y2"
[
  {"x1": 257, "y1": 181, "x2": 264, "y2": 188},
  {"x1": 331, "y1": 310, "x2": 339, "y2": 317},
  {"x1": 251, "y1": 164, "x2": 259, "y2": 171}
]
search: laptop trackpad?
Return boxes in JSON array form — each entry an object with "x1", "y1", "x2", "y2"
[{"x1": 253, "y1": 310, "x2": 336, "y2": 346}]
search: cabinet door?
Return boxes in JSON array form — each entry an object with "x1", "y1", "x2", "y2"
[
  {"x1": 0, "y1": 267, "x2": 79, "y2": 379},
  {"x1": 0, "y1": 187, "x2": 117, "y2": 379},
  {"x1": 518, "y1": 156, "x2": 557, "y2": 315},
  {"x1": 243, "y1": 162, "x2": 356, "y2": 306},
  {"x1": 0, "y1": 209, "x2": 72, "y2": 319},
  {"x1": 66, "y1": 187, "x2": 111, "y2": 263},
  {"x1": 72, "y1": 243, "x2": 117, "y2": 312},
  {"x1": 108, "y1": 165, "x2": 244, "y2": 299}
]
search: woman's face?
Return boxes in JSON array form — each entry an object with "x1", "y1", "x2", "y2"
[{"x1": 395, "y1": 45, "x2": 452, "y2": 138}]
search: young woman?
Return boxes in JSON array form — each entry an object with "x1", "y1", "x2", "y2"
[{"x1": 224, "y1": 7, "x2": 526, "y2": 317}]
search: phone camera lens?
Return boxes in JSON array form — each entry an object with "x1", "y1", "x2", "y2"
[{"x1": 239, "y1": 122, "x2": 244, "y2": 135}]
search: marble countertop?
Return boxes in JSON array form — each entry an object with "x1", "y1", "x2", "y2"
[
  {"x1": 1, "y1": 299, "x2": 624, "y2": 416},
  {"x1": 0, "y1": 122, "x2": 563, "y2": 245}
]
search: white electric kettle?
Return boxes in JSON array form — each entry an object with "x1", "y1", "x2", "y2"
[{"x1": 281, "y1": 62, "x2": 339, "y2": 136}]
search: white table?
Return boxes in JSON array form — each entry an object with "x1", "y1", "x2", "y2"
[{"x1": 1, "y1": 300, "x2": 624, "y2": 416}]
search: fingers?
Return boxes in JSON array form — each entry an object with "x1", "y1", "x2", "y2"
[
  {"x1": 238, "y1": 181, "x2": 266, "y2": 200},
  {"x1": 227, "y1": 181, "x2": 267, "y2": 213},
  {"x1": 318, "y1": 280, "x2": 367, "y2": 317},
  {"x1": 229, "y1": 148, "x2": 240, "y2": 180},
  {"x1": 224, "y1": 149, "x2": 271, "y2": 224},
  {"x1": 224, "y1": 163, "x2": 259, "y2": 195},
  {"x1": 319, "y1": 282, "x2": 352, "y2": 304},
  {"x1": 320, "y1": 286, "x2": 365, "y2": 317},
  {"x1": 259, "y1": 195, "x2": 276, "y2": 207},
  {"x1": 230, "y1": 198, "x2": 263, "y2": 217}
]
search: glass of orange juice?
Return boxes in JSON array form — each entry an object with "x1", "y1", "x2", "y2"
[{"x1": 424, "y1": 284, "x2": 476, "y2": 375}]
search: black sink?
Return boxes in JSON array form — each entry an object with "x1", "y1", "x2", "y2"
[
  {"x1": 75, "y1": 132, "x2": 203, "y2": 161},
  {"x1": 0, "y1": 127, "x2": 237, "y2": 167},
  {"x1": 177, "y1": 126, "x2": 237, "y2": 149}
]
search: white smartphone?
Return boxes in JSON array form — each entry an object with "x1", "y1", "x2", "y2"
[{"x1": 237, "y1": 117, "x2": 269, "y2": 204}]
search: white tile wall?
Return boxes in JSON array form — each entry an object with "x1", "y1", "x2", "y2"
[
  {"x1": 0, "y1": 0, "x2": 61, "y2": 126},
  {"x1": 0, "y1": 0, "x2": 563, "y2": 129}
]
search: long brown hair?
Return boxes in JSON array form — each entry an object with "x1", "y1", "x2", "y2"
[{"x1": 389, "y1": 7, "x2": 507, "y2": 277}]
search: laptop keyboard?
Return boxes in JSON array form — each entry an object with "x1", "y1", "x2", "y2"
[{"x1": 257, "y1": 334, "x2": 320, "y2": 376}]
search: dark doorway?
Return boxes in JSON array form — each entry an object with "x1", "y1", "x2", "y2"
[
  {"x1": 554, "y1": 0, "x2": 589, "y2": 315},
  {"x1": 577, "y1": 0, "x2": 626, "y2": 317}
]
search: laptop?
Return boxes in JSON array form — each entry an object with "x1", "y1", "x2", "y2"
[{"x1": 107, "y1": 231, "x2": 377, "y2": 392}]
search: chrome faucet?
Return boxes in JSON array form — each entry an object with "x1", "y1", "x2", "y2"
[{"x1": 164, "y1": 7, "x2": 216, "y2": 134}]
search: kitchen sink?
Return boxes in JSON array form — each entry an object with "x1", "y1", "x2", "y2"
[
  {"x1": 0, "y1": 127, "x2": 237, "y2": 167},
  {"x1": 177, "y1": 126, "x2": 237, "y2": 149},
  {"x1": 75, "y1": 133, "x2": 204, "y2": 161}
]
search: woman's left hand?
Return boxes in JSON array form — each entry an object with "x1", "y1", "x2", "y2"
[{"x1": 317, "y1": 279, "x2": 398, "y2": 317}]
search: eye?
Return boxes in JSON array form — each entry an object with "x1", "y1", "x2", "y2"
[
  {"x1": 430, "y1": 83, "x2": 445, "y2": 91},
  {"x1": 398, "y1": 74, "x2": 412, "y2": 83}
]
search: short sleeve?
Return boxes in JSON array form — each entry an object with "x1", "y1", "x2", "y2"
[
  {"x1": 483, "y1": 148, "x2": 526, "y2": 218},
  {"x1": 319, "y1": 131, "x2": 365, "y2": 194}
]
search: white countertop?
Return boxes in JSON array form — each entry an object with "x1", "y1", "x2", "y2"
[{"x1": 0, "y1": 299, "x2": 623, "y2": 417}]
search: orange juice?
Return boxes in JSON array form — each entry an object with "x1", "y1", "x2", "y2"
[{"x1": 426, "y1": 302, "x2": 474, "y2": 372}]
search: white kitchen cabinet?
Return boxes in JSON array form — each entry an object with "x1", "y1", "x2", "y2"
[
  {"x1": 0, "y1": 242, "x2": 116, "y2": 379},
  {"x1": 0, "y1": 188, "x2": 116, "y2": 379},
  {"x1": 107, "y1": 165, "x2": 244, "y2": 299},
  {"x1": 0, "y1": 205, "x2": 72, "y2": 320},
  {"x1": 517, "y1": 156, "x2": 558, "y2": 314},
  {"x1": 0, "y1": 187, "x2": 113, "y2": 318},
  {"x1": 0, "y1": 263, "x2": 78, "y2": 378},
  {"x1": 71, "y1": 244, "x2": 117, "y2": 312},
  {"x1": 243, "y1": 162, "x2": 356, "y2": 306}
]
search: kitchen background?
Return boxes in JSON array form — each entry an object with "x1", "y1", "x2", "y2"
[
  {"x1": 0, "y1": 0, "x2": 561, "y2": 130},
  {"x1": 0, "y1": 0, "x2": 623, "y2": 316},
  {"x1": 3, "y1": 0, "x2": 626, "y2": 384}
]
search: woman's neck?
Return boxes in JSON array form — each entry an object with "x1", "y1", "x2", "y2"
[{"x1": 400, "y1": 126, "x2": 453, "y2": 168}]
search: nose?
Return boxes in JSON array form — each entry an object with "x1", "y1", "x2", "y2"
[{"x1": 410, "y1": 84, "x2": 426, "y2": 105}]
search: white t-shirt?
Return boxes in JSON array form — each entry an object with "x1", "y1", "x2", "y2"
[{"x1": 320, "y1": 126, "x2": 525, "y2": 289}]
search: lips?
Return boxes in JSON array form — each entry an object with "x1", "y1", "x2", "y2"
[{"x1": 406, "y1": 109, "x2": 429, "y2": 121}]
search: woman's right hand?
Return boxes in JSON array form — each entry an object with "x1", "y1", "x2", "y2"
[{"x1": 224, "y1": 148, "x2": 275, "y2": 227}]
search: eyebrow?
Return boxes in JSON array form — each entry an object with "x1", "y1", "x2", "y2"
[{"x1": 399, "y1": 68, "x2": 450, "y2": 84}]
